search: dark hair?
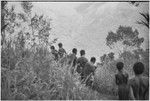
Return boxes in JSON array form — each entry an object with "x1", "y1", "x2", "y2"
[
  {"x1": 116, "y1": 62, "x2": 124, "y2": 71},
  {"x1": 133, "y1": 62, "x2": 144, "y2": 75},
  {"x1": 58, "y1": 43, "x2": 62, "y2": 47},
  {"x1": 72, "y1": 48, "x2": 77, "y2": 54},
  {"x1": 51, "y1": 46, "x2": 55, "y2": 49},
  {"x1": 10, "y1": 84, "x2": 15, "y2": 88},
  {"x1": 80, "y1": 50, "x2": 85, "y2": 56},
  {"x1": 90, "y1": 57, "x2": 96, "y2": 63}
]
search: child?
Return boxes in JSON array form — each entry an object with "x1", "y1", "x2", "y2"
[
  {"x1": 83, "y1": 57, "x2": 97, "y2": 87},
  {"x1": 50, "y1": 46, "x2": 58, "y2": 61},
  {"x1": 68, "y1": 48, "x2": 78, "y2": 74},
  {"x1": 68, "y1": 48, "x2": 77, "y2": 67},
  {"x1": 58, "y1": 43, "x2": 66, "y2": 59},
  {"x1": 115, "y1": 62, "x2": 130, "y2": 100},
  {"x1": 76, "y1": 50, "x2": 88, "y2": 80},
  {"x1": 129, "y1": 62, "x2": 149, "y2": 100}
]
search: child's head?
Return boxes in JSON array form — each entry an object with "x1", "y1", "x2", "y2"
[
  {"x1": 72, "y1": 48, "x2": 77, "y2": 54},
  {"x1": 133, "y1": 62, "x2": 144, "y2": 75},
  {"x1": 90, "y1": 57, "x2": 96, "y2": 64},
  {"x1": 116, "y1": 62, "x2": 124, "y2": 71},
  {"x1": 58, "y1": 43, "x2": 63, "y2": 48},
  {"x1": 50, "y1": 46, "x2": 55, "y2": 50},
  {"x1": 80, "y1": 50, "x2": 85, "y2": 56}
]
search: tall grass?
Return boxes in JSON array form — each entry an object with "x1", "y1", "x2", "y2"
[
  {"x1": 1, "y1": 46, "x2": 102, "y2": 100},
  {"x1": 2, "y1": 45, "x2": 147, "y2": 100},
  {"x1": 94, "y1": 56, "x2": 149, "y2": 96}
]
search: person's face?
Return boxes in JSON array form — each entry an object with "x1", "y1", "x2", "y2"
[
  {"x1": 51, "y1": 47, "x2": 54, "y2": 50},
  {"x1": 74, "y1": 51, "x2": 77, "y2": 55},
  {"x1": 59, "y1": 44, "x2": 62, "y2": 48},
  {"x1": 82, "y1": 53, "x2": 85, "y2": 56},
  {"x1": 92, "y1": 61, "x2": 96, "y2": 64},
  {"x1": 93, "y1": 61, "x2": 96, "y2": 64}
]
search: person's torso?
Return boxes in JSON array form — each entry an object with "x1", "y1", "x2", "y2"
[
  {"x1": 51, "y1": 49, "x2": 56, "y2": 54},
  {"x1": 77, "y1": 57, "x2": 88, "y2": 67},
  {"x1": 84, "y1": 62, "x2": 95, "y2": 76},
  {"x1": 116, "y1": 72, "x2": 128, "y2": 85},
  {"x1": 51, "y1": 50, "x2": 58, "y2": 58},
  {"x1": 68, "y1": 54, "x2": 77, "y2": 65},
  {"x1": 53, "y1": 49, "x2": 58, "y2": 53},
  {"x1": 58, "y1": 48, "x2": 66, "y2": 57},
  {"x1": 129, "y1": 76, "x2": 149, "y2": 100},
  {"x1": 69, "y1": 54, "x2": 76, "y2": 61}
]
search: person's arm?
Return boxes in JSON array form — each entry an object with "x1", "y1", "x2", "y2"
[
  {"x1": 76, "y1": 58, "x2": 79, "y2": 66},
  {"x1": 115, "y1": 75, "x2": 119, "y2": 85},
  {"x1": 63, "y1": 48, "x2": 67, "y2": 54},
  {"x1": 58, "y1": 49, "x2": 61, "y2": 57},
  {"x1": 86, "y1": 58, "x2": 88, "y2": 63},
  {"x1": 74, "y1": 58, "x2": 79, "y2": 72},
  {"x1": 129, "y1": 85, "x2": 135, "y2": 100},
  {"x1": 91, "y1": 67, "x2": 95, "y2": 75},
  {"x1": 93, "y1": 66, "x2": 97, "y2": 75},
  {"x1": 73, "y1": 57, "x2": 77, "y2": 67}
]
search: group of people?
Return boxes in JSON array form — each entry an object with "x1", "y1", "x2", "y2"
[
  {"x1": 115, "y1": 62, "x2": 149, "y2": 100},
  {"x1": 50, "y1": 43, "x2": 97, "y2": 86},
  {"x1": 50, "y1": 43, "x2": 149, "y2": 100},
  {"x1": 50, "y1": 43, "x2": 67, "y2": 61}
]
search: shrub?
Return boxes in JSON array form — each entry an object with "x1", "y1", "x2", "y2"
[{"x1": 94, "y1": 64, "x2": 118, "y2": 96}]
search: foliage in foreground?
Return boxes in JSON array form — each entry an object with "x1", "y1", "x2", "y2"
[{"x1": 1, "y1": 47, "x2": 104, "y2": 100}]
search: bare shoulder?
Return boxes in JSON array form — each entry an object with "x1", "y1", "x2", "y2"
[
  {"x1": 141, "y1": 76, "x2": 149, "y2": 85},
  {"x1": 128, "y1": 76, "x2": 136, "y2": 85},
  {"x1": 82, "y1": 57, "x2": 88, "y2": 62},
  {"x1": 141, "y1": 75, "x2": 149, "y2": 80},
  {"x1": 115, "y1": 73, "x2": 119, "y2": 78},
  {"x1": 77, "y1": 57, "x2": 81, "y2": 61},
  {"x1": 85, "y1": 62, "x2": 90, "y2": 66},
  {"x1": 123, "y1": 70, "x2": 129, "y2": 75}
]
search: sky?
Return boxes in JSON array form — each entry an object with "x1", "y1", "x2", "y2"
[{"x1": 8, "y1": 2, "x2": 149, "y2": 61}]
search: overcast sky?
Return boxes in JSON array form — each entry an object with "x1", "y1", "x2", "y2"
[{"x1": 8, "y1": 2, "x2": 149, "y2": 61}]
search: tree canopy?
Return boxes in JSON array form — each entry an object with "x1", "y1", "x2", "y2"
[
  {"x1": 106, "y1": 26, "x2": 144, "y2": 55},
  {"x1": 1, "y1": 1, "x2": 57, "y2": 52}
]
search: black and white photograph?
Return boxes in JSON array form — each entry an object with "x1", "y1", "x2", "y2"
[{"x1": 1, "y1": 0, "x2": 149, "y2": 100}]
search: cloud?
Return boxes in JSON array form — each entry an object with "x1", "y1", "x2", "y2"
[
  {"x1": 7, "y1": 2, "x2": 149, "y2": 60},
  {"x1": 73, "y1": 2, "x2": 148, "y2": 59},
  {"x1": 32, "y1": 2, "x2": 149, "y2": 59}
]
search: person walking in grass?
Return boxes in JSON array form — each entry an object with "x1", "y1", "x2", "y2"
[
  {"x1": 68, "y1": 48, "x2": 78, "y2": 74},
  {"x1": 83, "y1": 57, "x2": 97, "y2": 87},
  {"x1": 76, "y1": 50, "x2": 88, "y2": 80},
  {"x1": 58, "y1": 43, "x2": 66, "y2": 59},
  {"x1": 50, "y1": 46, "x2": 58, "y2": 61},
  {"x1": 115, "y1": 62, "x2": 130, "y2": 100}
]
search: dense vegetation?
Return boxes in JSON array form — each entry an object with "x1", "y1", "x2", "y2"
[{"x1": 1, "y1": 1, "x2": 149, "y2": 100}]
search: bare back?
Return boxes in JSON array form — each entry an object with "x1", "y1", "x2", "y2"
[{"x1": 129, "y1": 75, "x2": 149, "y2": 100}]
